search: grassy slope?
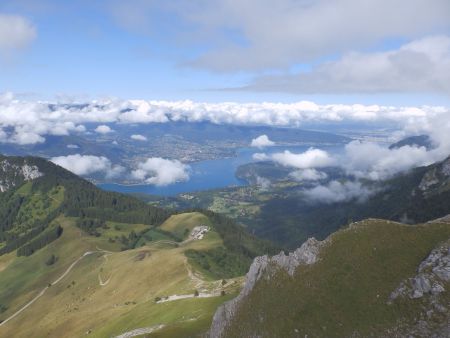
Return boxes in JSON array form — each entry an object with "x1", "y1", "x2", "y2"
[
  {"x1": 0, "y1": 213, "x2": 241, "y2": 338},
  {"x1": 224, "y1": 219, "x2": 450, "y2": 337}
]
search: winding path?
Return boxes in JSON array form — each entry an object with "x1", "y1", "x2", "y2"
[{"x1": 0, "y1": 250, "x2": 100, "y2": 327}]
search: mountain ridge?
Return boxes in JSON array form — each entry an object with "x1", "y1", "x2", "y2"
[{"x1": 208, "y1": 218, "x2": 450, "y2": 337}]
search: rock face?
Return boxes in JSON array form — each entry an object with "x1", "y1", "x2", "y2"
[
  {"x1": 419, "y1": 169, "x2": 440, "y2": 191},
  {"x1": 386, "y1": 241, "x2": 450, "y2": 337},
  {"x1": 0, "y1": 159, "x2": 43, "y2": 192},
  {"x1": 419, "y1": 156, "x2": 450, "y2": 193},
  {"x1": 208, "y1": 238, "x2": 325, "y2": 338},
  {"x1": 389, "y1": 241, "x2": 450, "y2": 302}
]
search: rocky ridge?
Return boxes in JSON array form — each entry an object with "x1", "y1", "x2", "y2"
[
  {"x1": 0, "y1": 159, "x2": 43, "y2": 192},
  {"x1": 208, "y1": 237, "x2": 326, "y2": 338}
]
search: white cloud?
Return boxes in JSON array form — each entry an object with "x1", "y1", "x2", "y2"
[
  {"x1": 51, "y1": 154, "x2": 124, "y2": 178},
  {"x1": 290, "y1": 169, "x2": 327, "y2": 181},
  {"x1": 130, "y1": 134, "x2": 147, "y2": 141},
  {"x1": 95, "y1": 125, "x2": 113, "y2": 134},
  {"x1": 341, "y1": 141, "x2": 442, "y2": 180},
  {"x1": 10, "y1": 129, "x2": 45, "y2": 145},
  {"x1": 272, "y1": 148, "x2": 334, "y2": 169},
  {"x1": 0, "y1": 14, "x2": 36, "y2": 56},
  {"x1": 255, "y1": 175, "x2": 271, "y2": 189},
  {"x1": 131, "y1": 157, "x2": 190, "y2": 186},
  {"x1": 66, "y1": 144, "x2": 79, "y2": 149},
  {"x1": 246, "y1": 35, "x2": 450, "y2": 95},
  {"x1": 251, "y1": 134, "x2": 275, "y2": 148},
  {"x1": 303, "y1": 180, "x2": 373, "y2": 204}
]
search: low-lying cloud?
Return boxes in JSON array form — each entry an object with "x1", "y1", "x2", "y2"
[
  {"x1": 303, "y1": 180, "x2": 373, "y2": 204},
  {"x1": 130, "y1": 134, "x2": 147, "y2": 141},
  {"x1": 131, "y1": 157, "x2": 190, "y2": 186},
  {"x1": 251, "y1": 134, "x2": 275, "y2": 148},
  {"x1": 95, "y1": 125, "x2": 113, "y2": 134},
  {"x1": 341, "y1": 141, "x2": 437, "y2": 180},
  {"x1": 290, "y1": 169, "x2": 328, "y2": 181},
  {"x1": 51, "y1": 154, "x2": 124, "y2": 178},
  {"x1": 272, "y1": 148, "x2": 335, "y2": 169}
]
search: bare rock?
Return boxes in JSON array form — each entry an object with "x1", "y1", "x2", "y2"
[
  {"x1": 208, "y1": 237, "x2": 326, "y2": 338},
  {"x1": 389, "y1": 241, "x2": 450, "y2": 302}
]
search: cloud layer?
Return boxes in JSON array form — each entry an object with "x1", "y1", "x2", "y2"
[
  {"x1": 246, "y1": 36, "x2": 450, "y2": 95},
  {"x1": 109, "y1": 0, "x2": 450, "y2": 72},
  {"x1": 0, "y1": 92, "x2": 448, "y2": 145}
]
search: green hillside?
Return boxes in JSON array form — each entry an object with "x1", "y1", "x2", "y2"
[
  {"x1": 215, "y1": 219, "x2": 450, "y2": 337},
  {"x1": 0, "y1": 155, "x2": 273, "y2": 337}
]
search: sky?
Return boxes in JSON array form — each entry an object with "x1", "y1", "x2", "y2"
[{"x1": 0, "y1": 0, "x2": 450, "y2": 105}]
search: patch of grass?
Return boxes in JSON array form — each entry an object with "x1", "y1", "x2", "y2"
[
  {"x1": 185, "y1": 247, "x2": 252, "y2": 279},
  {"x1": 160, "y1": 212, "x2": 211, "y2": 240}
]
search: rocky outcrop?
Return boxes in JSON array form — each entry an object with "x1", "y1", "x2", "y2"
[
  {"x1": 419, "y1": 156, "x2": 450, "y2": 193},
  {"x1": 419, "y1": 168, "x2": 440, "y2": 191},
  {"x1": 208, "y1": 238, "x2": 326, "y2": 338},
  {"x1": 0, "y1": 159, "x2": 43, "y2": 192},
  {"x1": 389, "y1": 240, "x2": 450, "y2": 302},
  {"x1": 386, "y1": 241, "x2": 450, "y2": 337}
]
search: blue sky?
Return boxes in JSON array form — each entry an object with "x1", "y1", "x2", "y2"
[{"x1": 0, "y1": 0, "x2": 449, "y2": 105}]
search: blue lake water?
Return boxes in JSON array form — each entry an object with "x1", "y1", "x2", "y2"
[{"x1": 99, "y1": 144, "x2": 345, "y2": 196}]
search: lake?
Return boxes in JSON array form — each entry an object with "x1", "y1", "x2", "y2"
[{"x1": 99, "y1": 144, "x2": 345, "y2": 196}]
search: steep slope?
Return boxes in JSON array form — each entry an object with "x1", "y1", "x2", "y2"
[
  {"x1": 209, "y1": 218, "x2": 450, "y2": 337},
  {"x1": 254, "y1": 154, "x2": 450, "y2": 248},
  {"x1": 0, "y1": 154, "x2": 170, "y2": 256}
]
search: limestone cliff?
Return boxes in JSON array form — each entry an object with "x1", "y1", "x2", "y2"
[{"x1": 208, "y1": 238, "x2": 326, "y2": 338}]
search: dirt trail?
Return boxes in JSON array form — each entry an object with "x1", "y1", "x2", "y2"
[
  {"x1": 114, "y1": 324, "x2": 165, "y2": 338},
  {"x1": 98, "y1": 253, "x2": 113, "y2": 286},
  {"x1": 156, "y1": 292, "x2": 220, "y2": 304},
  {"x1": 0, "y1": 250, "x2": 101, "y2": 327},
  {"x1": 184, "y1": 257, "x2": 205, "y2": 290}
]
